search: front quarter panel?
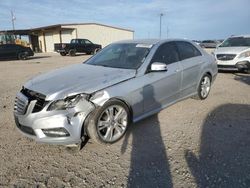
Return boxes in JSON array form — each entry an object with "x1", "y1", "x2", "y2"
[{"x1": 90, "y1": 76, "x2": 145, "y2": 121}]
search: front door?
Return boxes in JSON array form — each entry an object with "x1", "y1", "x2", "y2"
[{"x1": 142, "y1": 42, "x2": 182, "y2": 113}]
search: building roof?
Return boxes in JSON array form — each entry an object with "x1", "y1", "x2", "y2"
[
  {"x1": 0, "y1": 22, "x2": 134, "y2": 34},
  {"x1": 29, "y1": 23, "x2": 134, "y2": 32},
  {"x1": 0, "y1": 29, "x2": 31, "y2": 35}
]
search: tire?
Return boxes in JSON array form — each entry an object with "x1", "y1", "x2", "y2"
[
  {"x1": 243, "y1": 69, "x2": 250, "y2": 74},
  {"x1": 93, "y1": 48, "x2": 100, "y2": 55},
  {"x1": 18, "y1": 52, "x2": 27, "y2": 60},
  {"x1": 69, "y1": 49, "x2": 76, "y2": 56},
  {"x1": 60, "y1": 52, "x2": 67, "y2": 56},
  {"x1": 86, "y1": 99, "x2": 131, "y2": 145},
  {"x1": 193, "y1": 74, "x2": 211, "y2": 100}
]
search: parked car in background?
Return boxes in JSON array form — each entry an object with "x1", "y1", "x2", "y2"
[
  {"x1": 54, "y1": 39, "x2": 102, "y2": 56},
  {"x1": 192, "y1": 40, "x2": 201, "y2": 45},
  {"x1": 214, "y1": 35, "x2": 250, "y2": 73},
  {"x1": 14, "y1": 39, "x2": 217, "y2": 146},
  {"x1": 200, "y1": 40, "x2": 219, "y2": 48},
  {"x1": 0, "y1": 44, "x2": 34, "y2": 60}
]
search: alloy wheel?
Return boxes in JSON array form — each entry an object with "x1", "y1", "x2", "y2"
[
  {"x1": 200, "y1": 76, "x2": 211, "y2": 98},
  {"x1": 97, "y1": 105, "x2": 128, "y2": 142}
]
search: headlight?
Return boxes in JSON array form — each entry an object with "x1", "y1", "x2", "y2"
[
  {"x1": 47, "y1": 94, "x2": 88, "y2": 111},
  {"x1": 238, "y1": 51, "x2": 250, "y2": 58}
]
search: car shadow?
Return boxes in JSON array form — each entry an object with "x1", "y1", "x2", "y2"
[
  {"x1": 28, "y1": 56, "x2": 51, "y2": 60},
  {"x1": 75, "y1": 54, "x2": 92, "y2": 57},
  {"x1": 121, "y1": 85, "x2": 173, "y2": 188},
  {"x1": 185, "y1": 104, "x2": 250, "y2": 187},
  {"x1": 234, "y1": 73, "x2": 250, "y2": 85},
  {"x1": 0, "y1": 56, "x2": 51, "y2": 61}
]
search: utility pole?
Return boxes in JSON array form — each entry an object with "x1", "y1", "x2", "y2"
[
  {"x1": 167, "y1": 26, "x2": 169, "y2": 38},
  {"x1": 159, "y1": 13, "x2": 164, "y2": 39},
  {"x1": 11, "y1": 10, "x2": 16, "y2": 30}
]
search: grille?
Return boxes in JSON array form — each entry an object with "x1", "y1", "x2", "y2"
[
  {"x1": 216, "y1": 54, "x2": 236, "y2": 61},
  {"x1": 20, "y1": 88, "x2": 46, "y2": 113},
  {"x1": 218, "y1": 65, "x2": 237, "y2": 69},
  {"x1": 14, "y1": 93, "x2": 29, "y2": 115}
]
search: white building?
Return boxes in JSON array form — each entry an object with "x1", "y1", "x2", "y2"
[{"x1": 32, "y1": 23, "x2": 134, "y2": 52}]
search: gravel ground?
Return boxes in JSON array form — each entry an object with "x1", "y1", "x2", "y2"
[{"x1": 0, "y1": 52, "x2": 249, "y2": 188}]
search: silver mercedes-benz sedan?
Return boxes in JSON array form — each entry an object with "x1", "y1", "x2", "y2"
[{"x1": 14, "y1": 39, "x2": 217, "y2": 145}]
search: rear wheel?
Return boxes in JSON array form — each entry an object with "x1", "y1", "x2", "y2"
[
  {"x1": 69, "y1": 49, "x2": 76, "y2": 56},
  {"x1": 86, "y1": 99, "x2": 130, "y2": 145},
  {"x1": 194, "y1": 74, "x2": 211, "y2": 100},
  {"x1": 60, "y1": 52, "x2": 67, "y2": 56},
  {"x1": 18, "y1": 52, "x2": 27, "y2": 60}
]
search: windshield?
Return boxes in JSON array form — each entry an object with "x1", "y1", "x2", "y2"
[
  {"x1": 219, "y1": 37, "x2": 250, "y2": 47},
  {"x1": 85, "y1": 43, "x2": 151, "y2": 69}
]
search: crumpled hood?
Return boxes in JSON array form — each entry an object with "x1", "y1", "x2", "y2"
[
  {"x1": 24, "y1": 64, "x2": 136, "y2": 100},
  {"x1": 215, "y1": 47, "x2": 250, "y2": 54}
]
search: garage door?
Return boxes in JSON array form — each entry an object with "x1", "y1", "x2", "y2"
[
  {"x1": 61, "y1": 30, "x2": 72, "y2": 43},
  {"x1": 45, "y1": 32, "x2": 54, "y2": 52}
]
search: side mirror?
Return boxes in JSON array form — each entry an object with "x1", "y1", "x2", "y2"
[{"x1": 150, "y1": 62, "x2": 167, "y2": 72}]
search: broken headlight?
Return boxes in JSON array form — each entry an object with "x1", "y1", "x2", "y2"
[{"x1": 47, "y1": 94, "x2": 88, "y2": 111}]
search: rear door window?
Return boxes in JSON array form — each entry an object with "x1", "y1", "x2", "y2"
[{"x1": 176, "y1": 41, "x2": 201, "y2": 60}]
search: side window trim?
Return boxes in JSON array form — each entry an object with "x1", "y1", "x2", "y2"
[
  {"x1": 175, "y1": 41, "x2": 202, "y2": 61},
  {"x1": 146, "y1": 42, "x2": 180, "y2": 73}
]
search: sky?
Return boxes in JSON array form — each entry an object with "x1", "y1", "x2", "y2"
[{"x1": 0, "y1": 0, "x2": 249, "y2": 40}]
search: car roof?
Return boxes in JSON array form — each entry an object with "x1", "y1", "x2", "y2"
[
  {"x1": 0, "y1": 43, "x2": 20, "y2": 46},
  {"x1": 230, "y1": 34, "x2": 250, "y2": 38},
  {"x1": 114, "y1": 38, "x2": 193, "y2": 45}
]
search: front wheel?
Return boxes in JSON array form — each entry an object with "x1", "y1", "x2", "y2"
[
  {"x1": 93, "y1": 48, "x2": 101, "y2": 55},
  {"x1": 86, "y1": 99, "x2": 130, "y2": 145},
  {"x1": 194, "y1": 74, "x2": 211, "y2": 100},
  {"x1": 18, "y1": 52, "x2": 27, "y2": 60}
]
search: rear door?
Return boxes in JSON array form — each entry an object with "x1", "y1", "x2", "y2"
[
  {"x1": 175, "y1": 41, "x2": 203, "y2": 97},
  {"x1": 70, "y1": 39, "x2": 84, "y2": 52}
]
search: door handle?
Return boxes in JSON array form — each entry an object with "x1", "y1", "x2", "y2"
[{"x1": 175, "y1": 69, "x2": 180, "y2": 72}]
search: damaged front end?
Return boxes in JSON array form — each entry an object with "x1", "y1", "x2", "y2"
[{"x1": 14, "y1": 88, "x2": 96, "y2": 145}]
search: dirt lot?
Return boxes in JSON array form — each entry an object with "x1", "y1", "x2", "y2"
[{"x1": 0, "y1": 53, "x2": 250, "y2": 188}]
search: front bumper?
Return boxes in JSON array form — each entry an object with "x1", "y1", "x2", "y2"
[
  {"x1": 217, "y1": 59, "x2": 250, "y2": 71},
  {"x1": 14, "y1": 92, "x2": 95, "y2": 145}
]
